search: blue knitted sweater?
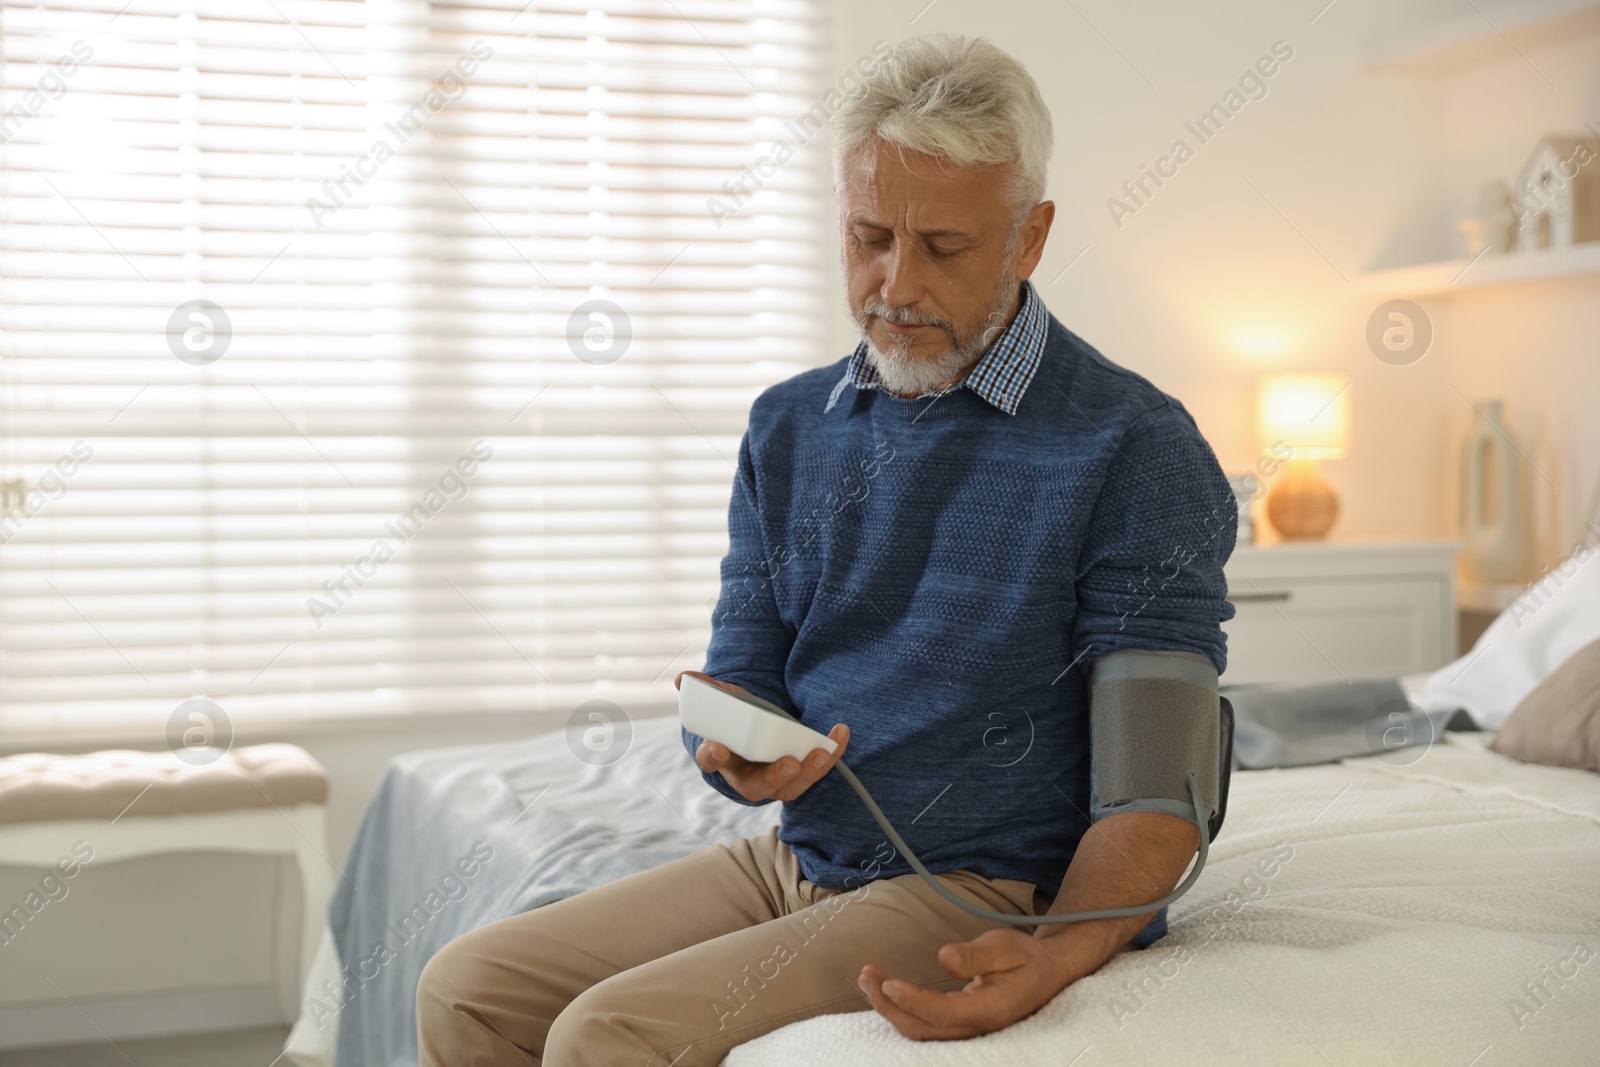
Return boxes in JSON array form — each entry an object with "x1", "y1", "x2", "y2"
[{"x1": 685, "y1": 300, "x2": 1237, "y2": 908}]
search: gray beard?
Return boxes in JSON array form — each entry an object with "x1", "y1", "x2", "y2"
[{"x1": 856, "y1": 265, "x2": 1019, "y2": 399}]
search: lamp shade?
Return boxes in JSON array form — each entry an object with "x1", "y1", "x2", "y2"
[{"x1": 1257, "y1": 373, "x2": 1350, "y2": 459}]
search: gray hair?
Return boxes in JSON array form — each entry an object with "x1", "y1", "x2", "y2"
[{"x1": 830, "y1": 34, "x2": 1053, "y2": 218}]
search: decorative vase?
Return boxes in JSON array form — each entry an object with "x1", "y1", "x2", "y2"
[
  {"x1": 1456, "y1": 179, "x2": 1515, "y2": 255},
  {"x1": 1461, "y1": 399, "x2": 1528, "y2": 582}
]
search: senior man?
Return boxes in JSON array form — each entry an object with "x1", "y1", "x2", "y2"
[{"x1": 418, "y1": 33, "x2": 1236, "y2": 1065}]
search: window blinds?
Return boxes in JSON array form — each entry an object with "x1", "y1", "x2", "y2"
[{"x1": 0, "y1": 0, "x2": 831, "y2": 738}]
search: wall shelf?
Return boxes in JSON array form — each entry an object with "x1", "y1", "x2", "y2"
[
  {"x1": 1365, "y1": 0, "x2": 1600, "y2": 73},
  {"x1": 1357, "y1": 241, "x2": 1600, "y2": 296}
]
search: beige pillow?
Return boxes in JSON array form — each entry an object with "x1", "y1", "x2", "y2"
[{"x1": 1489, "y1": 638, "x2": 1600, "y2": 774}]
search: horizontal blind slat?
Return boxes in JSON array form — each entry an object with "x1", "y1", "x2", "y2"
[{"x1": 0, "y1": 0, "x2": 831, "y2": 731}]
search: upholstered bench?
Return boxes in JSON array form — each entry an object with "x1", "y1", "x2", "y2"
[{"x1": 0, "y1": 743, "x2": 332, "y2": 1024}]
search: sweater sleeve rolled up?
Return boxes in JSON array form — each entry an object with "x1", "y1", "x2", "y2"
[{"x1": 1070, "y1": 403, "x2": 1238, "y2": 676}]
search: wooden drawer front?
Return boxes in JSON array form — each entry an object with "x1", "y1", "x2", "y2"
[{"x1": 1220, "y1": 578, "x2": 1447, "y2": 686}]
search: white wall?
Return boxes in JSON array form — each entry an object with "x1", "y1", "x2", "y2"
[
  {"x1": 5, "y1": 0, "x2": 1598, "y2": 1048},
  {"x1": 823, "y1": 0, "x2": 1598, "y2": 565},
  {"x1": 1434, "y1": 29, "x2": 1600, "y2": 565}
]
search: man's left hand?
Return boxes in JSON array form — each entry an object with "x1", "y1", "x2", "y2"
[{"x1": 857, "y1": 928, "x2": 1069, "y2": 1041}]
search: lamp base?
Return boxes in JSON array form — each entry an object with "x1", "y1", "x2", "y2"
[{"x1": 1266, "y1": 458, "x2": 1339, "y2": 540}]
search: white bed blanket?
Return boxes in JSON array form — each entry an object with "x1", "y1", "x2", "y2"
[
  {"x1": 290, "y1": 723, "x2": 1599, "y2": 1067},
  {"x1": 726, "y1": 733, "x2": 1600, "y2": 1066}
]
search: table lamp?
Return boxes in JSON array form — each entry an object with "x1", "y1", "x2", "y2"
[{"x1": 1257, "y1": 373, "x2": 1350, "y2": 540}]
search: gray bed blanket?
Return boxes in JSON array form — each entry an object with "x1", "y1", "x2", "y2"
[
  {"x1": 325, "y1": 716, "x2": 779, "y2": 1067},
  {"x1": 1224, "y1": 678, "x2": 1476, "y2": 769}
]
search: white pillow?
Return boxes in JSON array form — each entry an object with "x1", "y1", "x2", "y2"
[{"x1": 1409, "y1": 542, "x2": 1600, "y2": 730}]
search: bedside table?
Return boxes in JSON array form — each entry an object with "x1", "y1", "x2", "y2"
[{"x1": 1221, "y1": 541, "x2": 1459, "y2": 686}]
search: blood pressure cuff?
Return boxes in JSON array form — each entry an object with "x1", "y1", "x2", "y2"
[{"x1": 1088, "y1": 648, "x2": 1224, "y2": 834}]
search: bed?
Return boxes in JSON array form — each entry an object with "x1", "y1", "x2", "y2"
[{"x1": 285, "y1": 704, "x2": 1600, "y2": 1067}]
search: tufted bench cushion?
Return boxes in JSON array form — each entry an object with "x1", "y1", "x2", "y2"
[{"x1": 0, "y1": 743, "x2": 328, "y2": 825}]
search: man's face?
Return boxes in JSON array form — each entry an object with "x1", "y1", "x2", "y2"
[{"x1": 838, "y1": 140, "x2": 1052, "y2": 396}]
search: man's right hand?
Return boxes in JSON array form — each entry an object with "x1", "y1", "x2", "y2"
[{"x1": 674, "y1": 670, "x2": 849, "y2": 803}]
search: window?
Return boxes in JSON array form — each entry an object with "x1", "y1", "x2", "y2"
[{"x1": 0, "y1": 0, "x2": 830, "y2": 738}]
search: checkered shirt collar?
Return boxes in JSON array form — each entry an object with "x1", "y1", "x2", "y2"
[{"x1": 824, "y1": 280, "x2": 1047, "y2": 416}]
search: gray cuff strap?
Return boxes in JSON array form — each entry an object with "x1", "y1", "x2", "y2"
[
  {"x1": 1090, "y1": 647, "x2": 1218, "y2": 687},
  {"x1": 1089, "y1": 650, "x2": 1221, "y2": 825}
]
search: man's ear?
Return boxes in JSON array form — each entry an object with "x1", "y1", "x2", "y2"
[{"x1": 1011, "y1": 200, "x2": 1056, "y2": 283}]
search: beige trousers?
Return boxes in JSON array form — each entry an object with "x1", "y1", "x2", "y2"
[{"x1": 414, "y1": 825, "x2": 1056, "y2": 1066}]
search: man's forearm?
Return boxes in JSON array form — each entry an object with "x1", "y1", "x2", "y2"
[{"x1": 1033, "y1": 810, "x2": 1201, "y2": 984}]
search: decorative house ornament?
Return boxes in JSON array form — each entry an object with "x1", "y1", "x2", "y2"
[{"x1": 1510, "y1": 131, "x2": 1600, "y2": 252}]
